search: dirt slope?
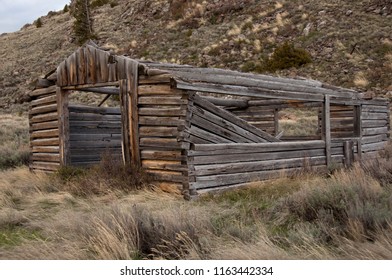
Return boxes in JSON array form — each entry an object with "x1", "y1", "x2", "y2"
[{"x1": 0, "y1": 0, "x2": 391, "y2": 112}]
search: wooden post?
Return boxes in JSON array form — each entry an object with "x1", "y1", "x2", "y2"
[
  {"x1": 343, "y1": 140, "x2": 354, "y2": 167},
  {"x1": 119, "y1": 79, "x2": 131, "y2": 165},
  {"x1": 57, "y1": 87, "x2": 70, "y2": 166},
  {"x1": 274, "y1": 108, "x2": 279, "y2": 136},
  {"x1": 354, "y1": 105, "x2": 362, "y2": 160},
  {"x1": 127, "y1": 61, "x2": 141, "y2": 167},
  {"x1": 324, "y1": 95, "x2": 331, "y2": 168}
]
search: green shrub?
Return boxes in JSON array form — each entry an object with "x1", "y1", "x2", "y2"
[
  {"x1": 63, "y1": 4, "x2": 69, "y2": 13},
  {"x1": 91, "y1": 0, "x2": 110, "y2": 8},
  {"x1": 71, "y1": 0, "x2": 96, "y2": 45},
  {"x1": 35, "y1": 18, "x2": 43, "y2": 28},
  {"x1": 0, "y1": 146, "x2": 29, "y2": 170},
  {"x1": 263, "y1": 42, "x2": 312, "y2": 72}
]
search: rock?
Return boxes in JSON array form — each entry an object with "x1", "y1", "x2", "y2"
[
  {"x1": 318, "y1": 10, "x2": 326, "y2": 16},
  {"x1": 374, "y1": 8, "x2": 381, "y2": 14},
  {"x1": 346, "y1": 10, "x2": 353, "y2": 16},
  {"x1": 317, "y1": 21, "x2": 327, "y2": 30},
  {"x1": 343, "y1": 69, "x2": 349, "y2": 74},
  {"x1": 303, "y1": 22, "x2": 313, "y2": 36}
]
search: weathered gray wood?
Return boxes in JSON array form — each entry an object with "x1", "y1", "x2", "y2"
[
  {"x1": 62, "y1": 81, "x2": 119, "y2": 90},
  {"x1": 69, "y1": 121, "x2": 121, "y2": 128},
  {"x1": 70, "y1": 134, "x2": 121, "y2": 141},
  {"x1": 139, "y1": 74, "x2": 172, "y2": 84},
  {"x1": 139, "y1": 137, "x2": 183, "y2": 149},
  {"x1": 138, "y1": 84, "x2": 183, "y2": 95},
  {"x1": 138, "y1": 96, "x2": 188, "y2": 105},
  {"x1": 76, "y1": 87, "x2": 120, "y2": 95},
  {"x1": 193, "y1": 94, "x2": 280, "y2": 142},
  {"x1": 186, "y1": 125, "x2": 233, "y2": 144},
  {"x1": 69, "y1": 113, "x2": 121, "y2": 121},
  {"x1": 31, "y1": 112, "x2": 58, "y2": 124},
  {"x1": 32, "y1": 153, "x2": 60, "y2": 162},
  {"x1": 362, "y1": 120, "x2": 388, "y2": 128},
  {"x1": 32, "y1": 146, "x2": 60, "y2": 153},
  {"x1": 31, "y1": 129, "x2": 59, "y2": 139},
  {"x1": 139, "y1": 116, "x2": 183, "y2": 126},
  {"x1": 139, "y1": 127, "x2": 178, "y2": 137},
  {"x1": 324, "y1": 95, "x2": 331, "y2": 168},
  {"x1": 32, "y1": 138, "x2": 60, "y2": 146},
  {"x1": 363, "y1": 127, "x2": 389, "y2": 136},
  {"x1": 139, "y1": 107, "x2": 187, "y2": 116},
  {"x1": 30, "y1": 94, "x2": 57, "y2": 107},
  {"x1": 362, "y1": 141, "x2": 388, "y2": 152},
  {"x1": 69, "y1": 104, "x2": 120, "y2": 115},
  {"x1": 361, "y1": 112, "x2": 389, "y2": 120},
  {"x1": 30, "y1": 104, "x2": 58, "y2": 116},
  {"x1": 203, "y1": 96, "x2": 249, "y2": 108},
  {"x1": 57, "y1": 87, "x2": 70, "y2": 166},
  {"x1": 70, "y1": 140, "x2": 122, "y2": 148},
  {"x1": 29, "y1": 86, "x2": 57, "y2": 97},
  {"x1": 343, "y1": 141, "x2": 354, "y2": 167},
  {"x1": 31, "y1": 121, "x2": 59, "y2": 131},
  {"x1": 361, "y1": 134, "x2": 388, "y2": 144},
  {"x1": 30, "y1": 161, "x2": 60, "y2": 171}
]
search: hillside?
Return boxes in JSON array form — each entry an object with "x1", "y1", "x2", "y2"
[{"x1": 0, "y1": 0, "x2": 391, "y2": 112}]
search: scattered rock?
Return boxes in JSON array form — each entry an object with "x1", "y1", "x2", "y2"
[
  {"x1": 346, "y1": 10, "x2": 353, "y2": 16},
  {"x1": 302, "y1": 22, "x2": 313, "y2": 36},
  {"x1": 318, "y1": 10, "x2": 326, "y2": 16}
]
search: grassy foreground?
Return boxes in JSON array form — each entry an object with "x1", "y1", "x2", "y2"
[{"x1": 0, "y1": 113, "x2": 391, "y2": 259}]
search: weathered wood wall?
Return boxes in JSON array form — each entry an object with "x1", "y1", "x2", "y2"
[
  {"x1": 29, "y1": 86, "x2": 60, "y2": 171},
  {"x1": 361, "y1": 103, "x2": 390, "y2": 159},
  {"x1": 186, "y1": 141, "x2": 346, "y2": 195},
  {"x1": 138, "y1": 76, "x2": 189, "y2": 187},
  {"x1": 68, "y1": 104, "x2": 122, "y2": 166}
]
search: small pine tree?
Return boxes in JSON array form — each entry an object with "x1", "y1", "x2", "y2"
[
  {"x1": 63, "y1": 4, "x2": 69, "y2": 13},
  {"x1": 35, "y1": 18, "x2": 43, "y2": 28},
  {"x1": 70, "y1": 0, "x2": 95, "y2": 45}
]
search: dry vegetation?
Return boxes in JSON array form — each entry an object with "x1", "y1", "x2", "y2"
[{"x1": 1, "y1": 116, "x2": 392, "y2": 260}]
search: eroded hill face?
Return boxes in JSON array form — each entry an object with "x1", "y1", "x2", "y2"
[{"x1": 1, "y1": 0, "x2": 391, "y2": 112}]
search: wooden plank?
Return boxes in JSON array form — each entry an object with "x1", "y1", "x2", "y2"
[
  {"x1": 343, "y1": 141, "x2": 354, "y2": 167},
  {"x1": 361, "y1": 134, "x2": 388, "y2": 144},
  {"x1": 69, "y1": 113, "x2": 122, "y2": 121},
  {"x1": 30, "y1": 104, "x2": 58, "y2": 116},
  {"x1": 127, "y1": 60, "x2": 141, "y2": 166},
  {"x1": 362, "y1": 120, "x2": 388, "y2": 128},
  {"x1": 70, "y1": 140, "x2": 122, "y2": 148},
  {"x1": 191, "y1": 105, "x2": 268, "y2": 143},
  {"x1": 68, "y1": 105, "x2": 120, "y2": 115},
  {"x1": 31, "y1": 129, "x2": 59, "y2": 139},
  {"x1": 70, "y1": 134, "x2": 121, "y2": 141},
  {"x1": 139, "y1": 137, "x2": 183, "y2": 149},
  {"x1": 189, "y1": 141, "x2": 326, "y2": 155},
  {"x1": 138, "y1": 84, "x2": 183, "y2": 95},
  {"x1": 86, "y1": 45, "x2": 96, "y2": 84},
  {"x1": 57, "y1": 87, "x2": 70, "y2": 166},
  {"x1": 139, "y1": 74, "x2": 172, "y2": 84},
  {"x1": 187, "y1": 125, "x2": 233, "y2": 144},
  {"x1": 190, "y1": 114, "x2": 253, "y2": 143},
  {"x1": 192, "y1": 94, "x2": 280, "y2": 142},
  {"x1": 363, "y1": 127, "x2": 389, "y2": 136},
  {"x1": 98, "y1": 50, "x2": 109, "y2": 83},
  {"x1": 139, "y1": 127, "x2": 178, "y2": 138},
  {"x1": 361, "y1": 105, "x2": 390, "y2": 113},
  {"x1": 138, "y1": 95, "x2": 188, "y2": 105},
  {"x1": 77, "y1": 47, "x2": 86, "y2": 85},
  {"x1": 324, "y1": 95, "x2": 331, "y2": 168},
  {"x1": 32, "y1": 153, "x2": 60, "y2": 162},
  {"x1": 119, "y1": 79, "x2": 131, "y2": 165},
  {"x1": 174, "y1": 79, "x2": 325, "y2": 102},
  {"x1": 69, "y1": 52, "x2": 78, "y2": 85},
  {"x1": 362, "y1": 141, "x2": 388, "y2": 152},
  {"x1": 32, "y1": 146, "x2": 60, "y2": 153},
  {"x1": 141, "y1": 160, "x2": 186, "y2": 172},
  {"x1": 139, "y1": 107, "x2": 187, "y2": 116},
  {"x1": 191, "y1": 155, "x2": 341, "y2": 177},
  {"x1": 30, "y1": 112, "x2": 58, "y2": 123},
  {"x1": 30, "y1": 94, "x2": 57, "y2": 107},
  {"x1": 361, "y1": 112, "x2": 389, "y2": 120},
  {"x1": 31, "y1": 121, "x2": 59, "y2": 131},
  {"x1": 76, "y1": 87, "x2": 119, "y2": 95},
  {"x1": 141, "y1": 150, "x2": 185, "y2": 161},
  {"x1": 139, "y1": 116, "x2": 183, "y2": 126},
  {"x1": 62, "y1": 82, "x2": 119, "y2": 90},
  {"x1": 70, "y1": 128, "x2": 121, "y2": 134},
  {"x1": 191, "y1": 149, "x2": 327, "y2": 165},
  {"x1": 29, "y1": 86, "x2": 57, "y2": 97},
  {"x1": 147, "y1": 170, "x2": 184, "y2": 183},
  {"x1": 30, "y1": 161, "x2": 60, "y2": 171},
  {"x1": 31, "y1": 138, "x2": 60, "y2": 146},
  {"x1": 69, "y1": 120, "x2": 121, "y2": 128}
]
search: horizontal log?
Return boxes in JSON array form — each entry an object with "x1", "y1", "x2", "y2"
[
  {"x1": 70, "y1": 154, "x2": 122, "y2": 162},
  {"x1": 363, "y1": 127, "x2": 389, "y2": 136},
  {"x1": 30, "y1": 104, "x2": 58, "y2": 116},
  {"x1": 140, "y1": 137, "x2": 183, "y2": 149},
  {"x1": 30, "y1": 94, "x2": 57, "y2": 107},
  {"x1": 233, "y1": 116, "x2": 275, "y2": 122},
  {"x1": 70, "y1": 128, "x2": 121, "y2": 134},
  {"x1": 76, "y1": 87, "x2": 120, "y2": 95},
  {"x1": 69, "y1": 105, "x2": 120, "y2": 115},
  {"x1": 361, "y1": 135, "x2": 388, "y2": 144},
  {"x1": 31, "y1": 121, "x2": 59, "y2": 131},
  {"x1": 70, "y1": 140, "x2": 122, "y2": 148},
  {"x1": 362, "y1": 141, "x2": 388, "y2": 152},
  {"x1": 139, "y1": 74, "x2": 172, "y2": 84},
  {"x1": 138, "y1": 107, "x2": 187, "y2": 117},
  {"x1": 191, "y1": 155, "x2": 344, "y2": 176},
  {"x1": 280, "y1": 135, "x2": 321, "y2": 141},
  {"x1": 139, "y1": 116, "x2": 184, "y2": 126},
  {"x1": 138, "y1": 95, "x2": 188, "y2": 105},
  {"x1": 188, "y1": 135, "x2": 212, "y2": 144},
  {"x1": 30, "y1": 161, "x2": 60, "y2": 171},
  {"x1": 70, "y1": 134, "x2": 121, "y2": 141},
  {"x1": 31, "y1": 129, "x2": 59, "y2": 139},
  {"x1": 69, "y1": 112, "x2": 122, "y2": 121},
  {"x1": 190, "y1": 165, "x2": 328, "y2": 189},
  {"x1": 69, "y1": 121, "x2": 121, "y2": 128},
  {"x1": 142, "y1": 160, "x2": 186, "y2": 172},
  {"x1": 32, "y1": 146, "x2": 60, "y2": 153},
  {"x1": 190, "y1": 140, "x2": 325, "y2": 155},
  {"x1": 31, "y1": 138, "x2": 59, "y2": 146},
  {"x1": 29, "y1": 86, "x2": 57, "y2": 97},
  {"x1": 141, "y1": 150, "x2": 185, "y2": 161},
  {"x1": 361, "y1": 105, "x2": 390, "y2": 113},
  {"x1": 139, "y1": 126, "x2": 178, "y2": 138},
  {"x1": 138, "y1": 84, "x2": 183, "y2": 95},
  {"x1": 361, "y1": 112, "x2": 389, "y2": 120},
  {"x1": 147, "y1": 170, "x2": 184, "y2": 183},
  {"x1": 30, "y1": 112, "x2": 58, "y2": 124},
  {"x1": 31, "y1": 153, "x2": 60, "y2": 162},
  {"x1": 203, "y1": 96, "x2": 249, "y2": 108},
  {"x1": 61, "y1": 82, "x2": 119, "y2": 90},
  {"x1": 362, "y1": 120, "x2": 388, "y2": 128},
  {"x1": 186, "y1": 125, "x2": 232, "y2": 144}
]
